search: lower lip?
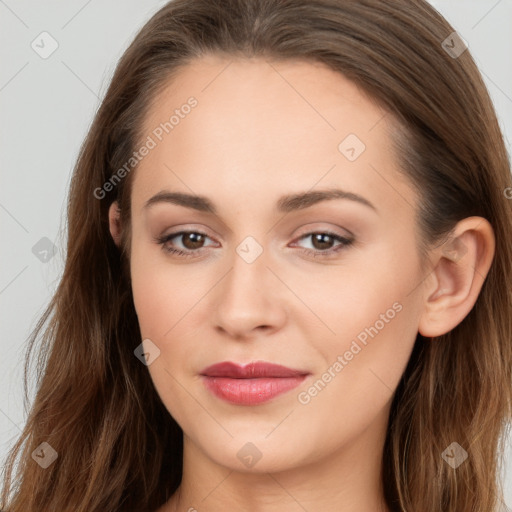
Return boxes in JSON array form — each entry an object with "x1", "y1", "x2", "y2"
[{"x1": 201, "y1": 375, "x2": 308, "y2": 405}]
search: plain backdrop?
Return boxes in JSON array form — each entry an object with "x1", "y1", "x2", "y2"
[{"x1": 1, "y1": 0, "x2": 511, "y2": 507}]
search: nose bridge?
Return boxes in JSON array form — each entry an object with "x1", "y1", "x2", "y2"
[
  {"x1": 226, "y1": 234, "x2": 270, "y2": 298},
  {"x1": 222, "y1": 195, "x2": 287, "y2": 283},
  {"x1": 212, "y1": 232, "x2": 286, "y2": 336}
]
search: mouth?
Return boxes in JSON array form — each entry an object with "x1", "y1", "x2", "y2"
[{"x1": 199, "y1": 361, "x2": 310, "y2": 405}]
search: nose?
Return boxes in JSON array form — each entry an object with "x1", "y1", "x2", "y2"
[{"x1": 212, "y1": 244, "x2": 287, "y2": 340}]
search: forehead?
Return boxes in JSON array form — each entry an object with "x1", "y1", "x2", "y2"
[{"x1": 132, "y1": 55, "x2": 413, "y2": 220}]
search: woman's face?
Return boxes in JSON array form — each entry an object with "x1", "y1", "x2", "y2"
[{"x1": 125, "y1": 55, "x2": 429, "y2": 473}]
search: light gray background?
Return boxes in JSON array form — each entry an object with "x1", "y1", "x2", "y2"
[{"x1": 1, "y1": 0, "x2": 511, "y2": 507}]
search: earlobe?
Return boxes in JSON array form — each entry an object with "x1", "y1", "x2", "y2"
[
  {"x1": 418, "y1": 217, "x2": 495, "y2": 338},
  {"x1": 108, "y1": 201, "x2": 122, "y2": 247}
]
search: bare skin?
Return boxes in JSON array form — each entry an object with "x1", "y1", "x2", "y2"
[{"x1": 108, "y1": 55, "x2": 495, "y2": 512}]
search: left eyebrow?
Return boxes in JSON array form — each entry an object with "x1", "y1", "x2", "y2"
[{"x1": 143, "y1": 187, "x2": 378, "y2": 215}]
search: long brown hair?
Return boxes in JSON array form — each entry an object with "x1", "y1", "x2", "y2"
[{"x1": 2, "y1": 1, "x2": 511, "y2": 510}]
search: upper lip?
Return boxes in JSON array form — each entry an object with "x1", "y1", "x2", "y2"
[{"x1": 200, "y1": 361, "x2": 310, "y2": 378}]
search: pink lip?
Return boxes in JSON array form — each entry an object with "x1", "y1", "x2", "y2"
[{"x1": 200, "y1": 361, "x2": 310, "y2": 405}]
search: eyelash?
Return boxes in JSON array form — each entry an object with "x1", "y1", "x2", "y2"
[{"x1": 154, "y1": 230, "x2": 354, "y2": 259}]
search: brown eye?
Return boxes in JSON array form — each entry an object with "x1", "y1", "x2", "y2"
[
  {"x1": 155, "y1": 230, "x2": 216, "y2": 257},
  {"x1": 310, "y1": 233, "x2": 336, "y2": 250},
  {"x1": 181, "y1": 232, "x2": 206, "y2": 249},
  {"x1": 292, "y1": 231, "x2": 354, "y2": 258}
]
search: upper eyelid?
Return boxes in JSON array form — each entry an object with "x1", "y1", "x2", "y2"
[
  {"x1": 162, "y1": 228, "x2": 352, "y2": 246},
  {"x1": 163, "y1": 229, "x2": 218, "y2": 244},
  {"x1": 161, "y1": 222, "x2": 353, "y2": 239}
]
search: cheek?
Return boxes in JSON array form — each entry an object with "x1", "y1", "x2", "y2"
[
  {"x1": 130, "y1": 264, "x2": 169, "y2": 338},
  {"x1": 296, "y1": 249, "x2": 413, "y2": 340},
  {"x1": 302, "y1": 246, "x2": 422, "y2": 391},
  {"x1": 129, "y1": 242, "x2": 216, "y2": 396},
  {"x1": 129, "y1": 240, "x2": 199, "y2": 338},
  {"x1": 292, "y1": 286, "x2": 419, "y2": 454},
  {"x1": 129, "y1": 247, "x2": 202, "y2": 424}
]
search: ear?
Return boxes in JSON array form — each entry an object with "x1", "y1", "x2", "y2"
[
  {"x1": 108, "y1": 201, "x2": 122, "y2": 247},
  {"x1": 418, "y1": 216, "x2": 495, "y2": 338}
]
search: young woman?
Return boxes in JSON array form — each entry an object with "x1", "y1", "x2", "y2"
[{"x1": 2, "y1": 1, "x2": 511, "y2": 511}]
